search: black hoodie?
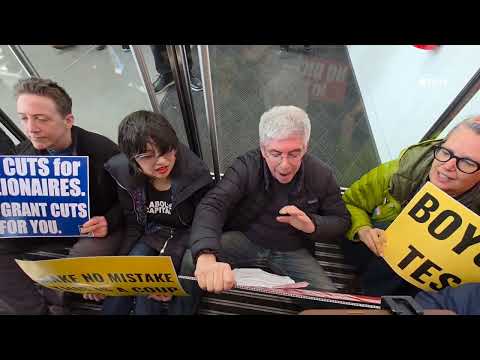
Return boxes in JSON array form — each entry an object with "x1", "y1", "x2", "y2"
[{"x1": 104, "y1": 143, "x2": 213, "y2": 263}]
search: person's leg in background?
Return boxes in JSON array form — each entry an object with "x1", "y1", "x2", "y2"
[
  {"x1": 151, "y1": 45, "x2": 202, "y2": 93},
  {"x1": 184, "y1": 46, "x2": 203, "y2": 92},
  {"x1": 150, "y1": 45, "x2": 174, "y2": 93},
  {"x1": 268, "y1": 248, "x2": 337, "y2": 291}
]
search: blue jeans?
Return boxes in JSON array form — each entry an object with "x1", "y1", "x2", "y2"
[
  {"x1": 218, "y1": 231, "x2": 336, "y2": 291},
  {"x1": 102, "y1": 242, "x2": 200, "y2": 315}
]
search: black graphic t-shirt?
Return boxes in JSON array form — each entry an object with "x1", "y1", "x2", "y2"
[{"x1": 146, "y1": 182, "x2": 181, "y2": 228}]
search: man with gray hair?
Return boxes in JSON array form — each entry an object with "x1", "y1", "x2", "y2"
[
  {"x1": 341, "y1": 115, "x2": 480, "y2": 297},
  {"x1": 190, "y1": 105, "x2": 350, "y2": 293}
]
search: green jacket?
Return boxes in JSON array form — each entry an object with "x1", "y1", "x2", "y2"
[{"x1": 342, "y1": 139, "x2": 480, "y2": 241}]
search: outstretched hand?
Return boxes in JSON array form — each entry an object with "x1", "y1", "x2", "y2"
[{"x1": 276, "y1": 205, "x2": 315, "y2": 234}]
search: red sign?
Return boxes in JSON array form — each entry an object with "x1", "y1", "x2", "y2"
[
  {"x1": 413, "y1": 45, "x2": 439, "y2": 50},
  {"x1": 300, "y1": 57, "x2": 349, "y2": 104}
]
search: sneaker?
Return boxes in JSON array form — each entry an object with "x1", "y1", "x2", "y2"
[
  {"x1": 95, "y1": 45, "x2": 106, "y2": 51},
  {"x1": 121, "y1": 45, "x2": 131, "y2": 52},
  {"x1": 153, "y1": 72, "x2": 174, "y2": 93},
  {"x1": 278, "y1": 45, "x2": 291, "y2": 59},
  {"x1": 52, "y1": 45, "x2": 75, "y2": 50},
  {"x1": 190, "y1": 76, "x2": 203, "y2": 92}
]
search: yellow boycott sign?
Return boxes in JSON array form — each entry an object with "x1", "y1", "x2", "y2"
[
  {"x1": 384, "y1": 182, "x2": 480, "y2": 291},
  {"x1": 15, "y1": 256, "x2": 188, "y2": 297}
]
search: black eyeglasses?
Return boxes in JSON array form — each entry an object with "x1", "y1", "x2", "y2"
[{"x1": 433, "y1": 145, "x2": 480, "y2": 174}]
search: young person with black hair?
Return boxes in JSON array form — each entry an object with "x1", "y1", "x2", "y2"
[{"x1": 99, "y1": 110, "x2": 213, "y2": 315}]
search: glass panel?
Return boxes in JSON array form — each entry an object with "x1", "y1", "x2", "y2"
[
  {"x1": 0, "y1": 122, "x2": 19, "y2": 146},
  {"x1": 197, "y1": 45, "x2": 379, "y2": 187},
  {"x1": 348, "y1": 45, "x2": 480, "y2": 163},
  {"x1": 18, "y1": 45, "x2": 154, "y2": 143},
  {"x1": 0, "y1": 45, "x2": 29, "y2": 132},
  {"x1": 439, "y1": 89, "x2": 480, "y2": 138},
  {"x1": 143, "y1": 45, "x2": 210, "y2": 165}
]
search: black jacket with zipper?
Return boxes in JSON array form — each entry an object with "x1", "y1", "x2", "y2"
[
  {"x1": 104, "y1": 143, "x2": 213, "y2": 266},
  {"x1": 0, "y1": 128, "x2": 15, "y2": 155},
  {"x1": 16, "y1": 125, "x2": 122, "y2": 231},
  {"x1": 190, "y1": 148, "x2": 351, "y2": 262}
]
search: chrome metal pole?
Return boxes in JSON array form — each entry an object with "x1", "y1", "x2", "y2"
[
  {"x1": 421, "y1": 67, "x2": 480, "y2": 141},
  {"x1": 168, "y1": 45, "x2": 203, "y2": 158},
  {"x1": 8, "y1": 45, "x2": 40, "y2": 78},
  {"x1": 198, "y1": 45, "x2": 221, "y2": 182},
  {"x1": 130, "y1": 45, "x2": 160, "y2": 114},
  {"x1": 0, "y1": 107, "x2": 26, "y2": 142}
]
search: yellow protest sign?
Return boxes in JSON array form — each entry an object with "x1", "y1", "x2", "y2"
[
  {"x1": 15, "y1": 256, "x2": 188, "y2": 297},
  {"x1": 384, "y1": 182, "x2": 480, "y2": 291}
]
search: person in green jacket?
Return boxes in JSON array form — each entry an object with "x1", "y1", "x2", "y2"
[{"x1": 341, "y1": 115, "x2": 480, "y2": 296}]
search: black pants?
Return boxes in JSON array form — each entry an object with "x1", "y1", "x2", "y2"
[
  {"x1": 340, "y1": 227, "x2": 419, "y2": 298},
  {"x1": 0, "y1": 229, "x2": 125, "y2": 315},
  {"x1": 150, "y1": 45, "x2": 193, "y2": 75}
]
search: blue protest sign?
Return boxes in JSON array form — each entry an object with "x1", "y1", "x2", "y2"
[{"x1": 0, "y1": 156, "x2": 90, "y2": 238}]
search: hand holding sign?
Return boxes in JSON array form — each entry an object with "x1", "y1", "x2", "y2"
[
  {"x1": 148, "y1": 294, "x2": 173, "y2": 302},
  {"x1": 0, "y1": 156, "x2": 90, "y2": 238},
  {"x1": 83, "y1": 293, "x2": 105, "y2": 302},
  {"x1": 357, "y1": 226, "x2": 387, "y2": 257},
  {"x1": 384, "y1": 182, "x2": 480, "y2": 292},
  {"x1": 276, "y1": 205, "x2": 315, "y2": 234},
  {"x1": 80, "y1": 216, "x2": 108, "y2": 238},
  {"x1": 16, "y1": 256, "x2": 188, "y2": 297}
]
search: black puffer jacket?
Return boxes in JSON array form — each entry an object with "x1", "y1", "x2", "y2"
[
  {"x1": 104, "y1": 143, "x2": 213, "y2": 263},
  {"x1": 0, "y1": 128, "x2": 15, "y2": 155},
  {"x1": 191, "y1": 148, "x2": 351, "y2": 261},
  {"x1": 16, "y1": 126, "x2": 122, "y2": 230}
]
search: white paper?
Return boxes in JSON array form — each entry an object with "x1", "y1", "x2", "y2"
[{"x1": 233, "y1": 268, "x2": 295, "y2": 288}]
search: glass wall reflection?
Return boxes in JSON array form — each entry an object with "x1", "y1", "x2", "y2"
[
  {"x1": 0, "y1": 45, "x2": 29, "y2": 131},
  {"x1": 204, "y1": 45, "x2": 379, "y2": 187},
  {"x1": 19, "y1": 45, "x2": 153, "y2": 143}
]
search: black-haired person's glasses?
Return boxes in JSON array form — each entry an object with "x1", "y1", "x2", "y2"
[
  {"x1": 133, "y1": 149, "x2": 175, "y2": 167},
  {"x1": 433, "y1": 145, "x2": 480, "y2": 174}
]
